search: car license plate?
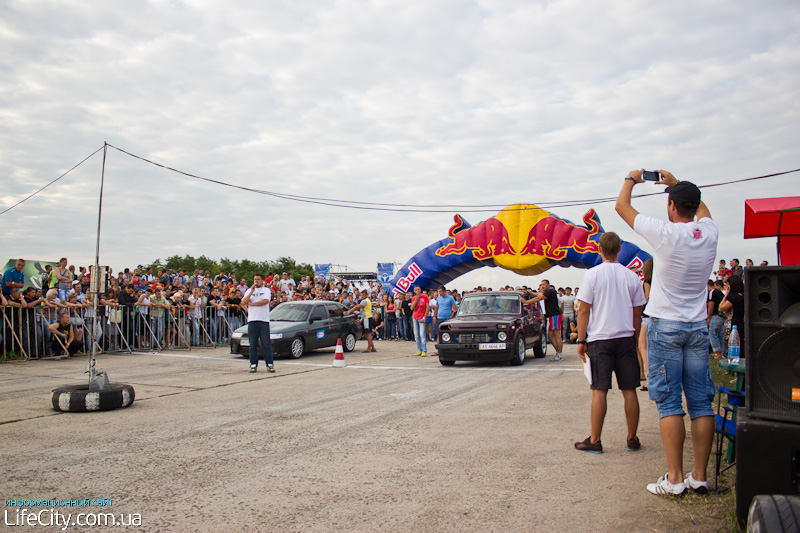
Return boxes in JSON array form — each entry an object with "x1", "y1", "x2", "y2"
[
  {"x1": 479, "y1": 342, "x2": 506, "y2": 350},
  {"x1": 241, "y1": 339, "x2": 250, "y2": 347}
]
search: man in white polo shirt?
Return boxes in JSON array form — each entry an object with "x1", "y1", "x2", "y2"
[
  {"x1": 574, "y1": 232, "x2": 646, "y2": 454},
  {"x1": 616, "y1": 169, "x2": 718, "y2": 497},
  {"x1": 241, "y1": 274, "x2": 275, "y2": 373}
]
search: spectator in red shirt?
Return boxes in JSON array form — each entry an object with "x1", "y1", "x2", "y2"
[{"x1": 410, "y1": 285, "x2": 430, "y2": 356}]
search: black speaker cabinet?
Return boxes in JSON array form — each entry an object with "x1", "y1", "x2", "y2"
[
  {"x1": 735, "y1": 409, "x2": 800, "y2": 526},
  {"x1": 745, "y1": 266, "x2": 800, "y2": 424}
]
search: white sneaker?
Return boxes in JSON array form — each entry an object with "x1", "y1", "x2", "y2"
[
  {"x1": 646, "y1": 473, "x2": 687, "y2": 496},
  {"x1": 684, "y1": 472, "x2": 709, "y2": 495},
  {"x1": 551, "y1": 354, "x2": 563, "y2": 361}
]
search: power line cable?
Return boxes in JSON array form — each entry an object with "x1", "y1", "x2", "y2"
[
  {"x1": 3, "y1": 142, "x2": 798, "y2": 215},
  {"x1": 0, "y1": 146, "x2": 104, "y2": 216},
  {"x1": 108, "y1": 144, "x2": 799, "y2": 212}
]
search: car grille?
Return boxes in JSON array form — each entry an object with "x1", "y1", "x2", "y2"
[{"x1": 456, "y1": 333, "x2": 491, "y2": 344}]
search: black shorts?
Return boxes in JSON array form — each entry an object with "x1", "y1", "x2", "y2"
[{"x1": 587, "y1": 336, "x2": 640, "y2": 390}]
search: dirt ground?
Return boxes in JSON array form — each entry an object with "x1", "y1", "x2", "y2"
[{"x1": 0, "y1": 340, "x2": 727, "y2": 532}]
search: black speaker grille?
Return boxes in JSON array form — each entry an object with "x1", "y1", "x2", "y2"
[
  {"x1": 747, "y1": 327, "x2": 800, "y2": 422},
  {"x1": 746, "y1": 266, "x2": 800, "y2": 424}
]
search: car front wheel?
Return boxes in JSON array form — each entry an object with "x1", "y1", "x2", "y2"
[
  {"x1": 289, "y1": 337, "x2": 305, "y2": 359},
  {"x1": 510, "y1": 336, "x2": 525, "y2": 365},
  {"x1": 533, "y1": 334, "x2": 545, "y2": 358},
  {"x1": 440, "y1": 359, "x2": 455, "y2": 366},
  {"x1": 342, "y1": 332, "x2": 356, "y2": 352}
]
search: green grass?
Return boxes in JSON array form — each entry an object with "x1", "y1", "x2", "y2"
[
  {"x1": 0, "y1": 351, "x2": 26, "y2": 362},
  {"x1": 666, "y1": 354, "x2": 744, "y2": 532}
]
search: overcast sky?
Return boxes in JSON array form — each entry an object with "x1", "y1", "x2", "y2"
[{"x1": 1, "y1": 0, "x2": 798, "y2": 292}]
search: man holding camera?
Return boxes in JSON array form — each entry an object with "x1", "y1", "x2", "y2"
[{"x1": 616, "y1": 169, "x2": 717, "y2": 497}]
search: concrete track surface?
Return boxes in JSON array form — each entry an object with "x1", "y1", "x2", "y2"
[{"x1": 1, "y1": 341, "x2": 704, "y2": 532}]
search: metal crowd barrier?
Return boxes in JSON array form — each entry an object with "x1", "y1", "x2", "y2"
[{"x1": 0, "y1": 301, "x2": 248, "y2": 360}]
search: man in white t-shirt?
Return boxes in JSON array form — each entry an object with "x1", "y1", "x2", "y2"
[
  {"x1": 278, "y1": 272, "x2": 296, "y2": 293},
  {"x1": 616, "y1": 169, "x2": 717, "y2": 497},
  {"x1": 241, "y1": 274, "x2": 275, "y2": 373},
  {"x1": 574, "y1": 232, "x2": 646, "y2": 454}
]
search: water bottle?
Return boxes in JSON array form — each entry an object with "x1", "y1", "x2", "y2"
[{"x1": 728, "y1": 325, "x2": 740, "y2": 365}]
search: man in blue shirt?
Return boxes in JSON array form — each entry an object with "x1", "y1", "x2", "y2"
[
  {"x1": 2, "y1": 259, "x2": 26, "y2": 296},
  {"x1": 433, "y1": 285, "x2": 457, "y2": 356}
]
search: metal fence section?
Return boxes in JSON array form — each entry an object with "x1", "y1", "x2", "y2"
[{"x1": 1, "y1": 300, "x2": 247, "y2": 359}]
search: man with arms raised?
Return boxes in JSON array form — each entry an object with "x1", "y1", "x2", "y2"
[
  {"x1": 241, "y1": 274, "x2": 275, "y2": 373},
  {"x1": 523, "y1": 280, "x2": 564, "y2": 361},
  {"x1": 616, "y1": 169, "x2": 717, "y2": 496},
  {"x1": 574, "y1": 232, "x2": 646, "y2": 453}
]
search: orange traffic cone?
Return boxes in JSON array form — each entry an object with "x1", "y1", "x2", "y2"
[{"x1": 333, "y1": 338, "x2": 346, "y2": 367}]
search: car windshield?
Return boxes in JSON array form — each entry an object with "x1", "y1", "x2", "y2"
[
  {"x1": 457, "y1": 294, "x2": 521, "y2": 316},
  {"x1": 270, "y1": 304, "x2": 311, "y2": 322}
]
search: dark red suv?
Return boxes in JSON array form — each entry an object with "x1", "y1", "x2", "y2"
[{"x1": 436, "y1": 291, "x2": 546, "y2": 366}]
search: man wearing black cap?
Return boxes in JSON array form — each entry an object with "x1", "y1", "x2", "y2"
[{"x1": 615, "y1": 169, "x2": 718, "y2": 497}]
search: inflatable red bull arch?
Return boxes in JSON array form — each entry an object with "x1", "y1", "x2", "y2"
[{"x1": 388, "y1": 203, "x2": 652, "y2": 294}]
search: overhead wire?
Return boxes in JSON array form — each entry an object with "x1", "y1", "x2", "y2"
[
  {"x1": 2, "y1": 142, "x2": 798, "y2": 215},
  {"x1": 107, "y1": 144, "x2": 800, "y2": 213},
  {"x1": 0, "y1": 146, "x2": 105, "y2": 216}
]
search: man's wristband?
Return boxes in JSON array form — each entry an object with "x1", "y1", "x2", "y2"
[
  {"x1": 625, "y1": 177, "x2": 637, "y2": 183},
  {"x1": 577, "y1": 340, "x2": 588, "y2": 345}
]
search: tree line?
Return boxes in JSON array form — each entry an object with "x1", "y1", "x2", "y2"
[{"x1": 145, "y1": 255, "x2": 314, "y2": 283}]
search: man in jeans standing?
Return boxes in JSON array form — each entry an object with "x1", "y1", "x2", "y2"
[
  {"x1": 410, "y1": 285, "x2": 430, "y2": 357},
  {"x1": 241, "y1": 274, "x2": 275, "y2": 373},
  {"x1": 432, "y1": 285, "x2": 458, "y2": 357},
  {"x1": 616, "y1": 169, "x2": 717, "y2": 496}
]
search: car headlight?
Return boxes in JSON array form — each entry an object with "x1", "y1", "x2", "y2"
[
  {"x1": 441, "y1": 332, "x2": 451, "y2": 343},
  {"x1": 231, "y1": 332, "x2": 243, "y2": 340},
  {"x1": 497, "y1": 331, "x2": 508, "y2": 341}
]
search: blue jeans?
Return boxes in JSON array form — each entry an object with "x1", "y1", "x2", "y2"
[
  {"x1": 152, "y1": 316, "x2": 164, "y2": 347},
  {"x1": 647, "y1": 317, "x2": 716, "y2": 420},
  {"x1": 396, "y1": 315, "x2": 406, "y2": 340},
  {"x1": 248, "y1": 320, "x2": 274, "y2": 367},
  {"x1": 708, "y1": 315, "x2": 726, "y2": 353},
  {"x1": 412, "y1": 318, "x2": 426, "y2": 353},
  {"x1": 191, "y1": 317, "x2": 201, "y2": 345},
  {"x1": 208, "y1": 315, "x2": 216, "y2": 343}
]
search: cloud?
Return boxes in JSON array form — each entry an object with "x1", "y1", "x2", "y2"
[{"x1": 0, "y1": 0, "x2": 798, "y2": 293}]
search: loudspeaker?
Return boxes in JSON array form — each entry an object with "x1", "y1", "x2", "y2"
[
  {"x1": 745, "y1": 266, "x2": 800, "y2": 424},
  {"x1": 735, "y1": 409, "x2": 800, "y2": 526}
]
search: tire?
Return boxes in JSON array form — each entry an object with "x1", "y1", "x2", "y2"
[
  {"x1": 533, "y1": 334, "x2": 547, "y2": 359},
  {"x1": 342, "y1": 332, "x2": 357, "y2": 352},
  {"x1": 748, "y1": 495, "x2": 800, "y2": 533},
  {"x1": 51, "y1": 383, "x2": 135, "y2": 412},
  {"x1": 510, "y1": 336, "x2": 526, "y2": 365},
  {"x1": 440, "y1": 359, "x2": 455, "y2": 366},
  {"x1": 289, "y1": 337, "x2": 305, "y2": 359}
]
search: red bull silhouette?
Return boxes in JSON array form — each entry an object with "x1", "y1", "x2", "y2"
[
  {"x1": 389, "y1": 203, "x2": 651, "y2": 295},
  {"x1": 436, "y1": 215, "x2": 516, "y2": 260},
  {"x1": 520, "y1": 209, "x2": 601, "y2": 261}
]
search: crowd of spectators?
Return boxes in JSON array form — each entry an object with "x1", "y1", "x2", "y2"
[{"x1": 0, "y1": 256, "x2": 770, "y2": 360}]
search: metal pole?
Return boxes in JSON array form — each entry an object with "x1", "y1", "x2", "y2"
[{"x1": 88, "y1": 142, "x2": 108, "y2": 383}]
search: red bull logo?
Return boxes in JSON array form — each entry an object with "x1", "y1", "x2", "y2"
[
  {"x1": 393, "y1": 262, "x2": 423, "y2": 294},
  {"x1": 436, "y1": 215, "x2": 516, "y2": 260},
  {"x1": 625, "y1": 256, "x2": 645, "y2": 281},
  {"x1": 520, "y1": 209, "x2": 601, "y2": 261}
]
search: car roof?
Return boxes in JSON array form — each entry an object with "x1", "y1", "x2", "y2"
[
  {"x1": 463, "y1": 291, "x2": 524, "y2": 297},
  {"x1": 279, "y1": 300, "x2": 341, "y2": 306}
]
